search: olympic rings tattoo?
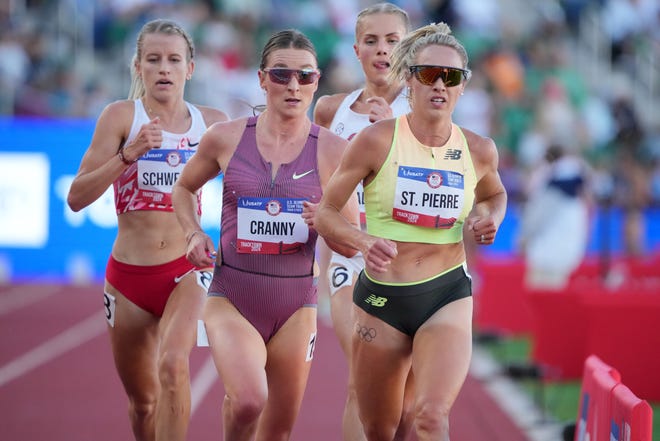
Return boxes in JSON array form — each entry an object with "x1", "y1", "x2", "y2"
[{"x1": 355, "y1": 323, "x2": 377, "y2": 342}]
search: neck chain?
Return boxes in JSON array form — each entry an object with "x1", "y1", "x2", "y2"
[{"x1": 142, "y1": 98, "x2": 159, "y2": 118}]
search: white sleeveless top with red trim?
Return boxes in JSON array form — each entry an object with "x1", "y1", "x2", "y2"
[
  {"x1": 113, "y1": 99, "x2": 207, "y2": 215},
  {"x1": 329, "y1": 88, "x2": 410, "y2": 226}
]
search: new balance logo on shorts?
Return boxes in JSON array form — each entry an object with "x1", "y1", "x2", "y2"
[{"x1": 364, "y1": 295, "x2": 388, "y2": 307}]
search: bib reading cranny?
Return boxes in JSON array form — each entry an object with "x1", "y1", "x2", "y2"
[
  {"x1": 236, "y1": 197, "x2": 309, "y2": 254},
  {"x1": 364, "y1": 116, "x2": 477, "y2": 245}
]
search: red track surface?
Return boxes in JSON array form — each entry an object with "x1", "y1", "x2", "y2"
[{"x1": 1, "y1": 284, "x2": 530, "y2": 441}]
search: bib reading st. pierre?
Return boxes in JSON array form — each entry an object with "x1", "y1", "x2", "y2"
[{"x1": 392, "y1": 165, "x2": 465, "y2": 228}]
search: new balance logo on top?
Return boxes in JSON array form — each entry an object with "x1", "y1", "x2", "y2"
[
  {"x1": 444, "y1": 149, "x2": 462, "y2": 160},
  {"x1": 364, "y1": 295, "x2": 388, "y2": 307}
]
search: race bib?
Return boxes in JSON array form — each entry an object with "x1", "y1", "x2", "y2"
[
  {"x1": 236, "y1": 197, "x2": 309, "y2": 254},
  {"x1": 196, "y1": 319, "x2": 209, "y2": 347},
  {"x1": 306, "y1": 331, "x2": 317, "y2": 361},
  {"x1": 392, "y1": 165, "x2": 464, "y2": 228},
  {"x1": 136, "y1": 149, "x2": 194, "y2": 204},
  {"x1": 356, "y1": 181, "x2": 366, "y2": 227},
  {"x1": 103, "y1": 291, "x2": 116, "y2": 327}
]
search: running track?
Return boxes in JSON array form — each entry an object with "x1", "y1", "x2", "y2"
[{"x1": 1, "y1": 284, "x2": 532, "y2": 440}]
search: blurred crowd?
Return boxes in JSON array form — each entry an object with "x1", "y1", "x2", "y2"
[{"x1": 1, "y1": 0, "x2": 659, "y2": 255}]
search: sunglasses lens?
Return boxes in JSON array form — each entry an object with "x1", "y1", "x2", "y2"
[
  {"x1": 413, "y1": 66, "x2": 465, "y2": 87},
  {"x1": 266, "y1": 69, "x2": 319, "y2": 85},
  {"x1": 297, "y1": 70, "x2": 318, "y2": 85},
  {"x1": 414, "y1": 67, "x2": 439, "y2": 85},
  {"x1": 268, "y1": 69, "x2": 293, "y2": 84},
  {"x1": 443, "y1": 69, "x2": 464, "y2": 87}
]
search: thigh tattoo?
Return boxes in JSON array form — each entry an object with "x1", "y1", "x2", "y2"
[{"x1": 355, "y1": 322, "x2": 377, "y2": 342}]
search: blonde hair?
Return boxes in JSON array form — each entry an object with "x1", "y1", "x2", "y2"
[
  {"x1": 389, "y1": 22, "x2": 469, "y2": 84},
  {"x1": 128, "y1": 19, "x2": 195, "y2": 100},
  {"x1": 355, "y1": 2, "x2": 411, "y2": 41}
]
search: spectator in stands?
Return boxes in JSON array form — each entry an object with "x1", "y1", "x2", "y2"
[
  {"x1": 518, "y1": 143, "x2": 593, "y2": 289},
  {"x1": 0, "y1": 28, "x2": 29, "y2": 114},
  {"x1": 610, "y1": 93, "x2": 651, "y2": 256}
]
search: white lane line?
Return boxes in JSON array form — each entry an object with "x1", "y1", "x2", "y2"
[
  {"x1": 190, "y1": 355, "x2": 218, "y2": 415},
  {"x1": 470, "y1": 346, "x2": 565, "y2": 441},
  {"x1": 0, "y1": 285, "x2": 62, "y2": 316},
  {"x1": 0, "y1": 312, "x2": 106, "y2": 388},
  {"x1": 1, "y1": 309, "x2": 220, "y2": 412}
]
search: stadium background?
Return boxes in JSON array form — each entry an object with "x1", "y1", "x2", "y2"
[
  {"x1": 0, "y1": 0, "x2": 658, "y2": 282},
  {"x1": 0, "y1": 1, "x2": 658, "y2": 440}
]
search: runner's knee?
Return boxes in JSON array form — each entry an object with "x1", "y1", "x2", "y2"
[{"x1": 158, "y1": 350, "x2": 189, "y2": 391}]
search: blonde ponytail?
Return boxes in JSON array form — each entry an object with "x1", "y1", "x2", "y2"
[
  {"x1": 128, "y1": 54, "x2": 145, "y2": 100},
  {"x1": 389, "y1": 22, "x2": 469, "y2": 84}
]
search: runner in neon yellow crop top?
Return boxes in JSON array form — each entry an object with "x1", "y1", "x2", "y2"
[
  {"x1": 364, "y1": 115, "x2": 477, "y2": 244},
  {"x1": 313, "y1": 21, "x2": 508, "y2": 441}
]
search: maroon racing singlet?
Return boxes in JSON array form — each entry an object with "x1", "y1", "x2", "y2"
[{"x1": 208, "y1": 116, "x2": 322, "y2": 342}]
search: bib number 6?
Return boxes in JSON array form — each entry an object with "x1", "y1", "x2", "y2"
[{"x1": 331, "y1": 265, "x2": 349, "y2": 289}]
